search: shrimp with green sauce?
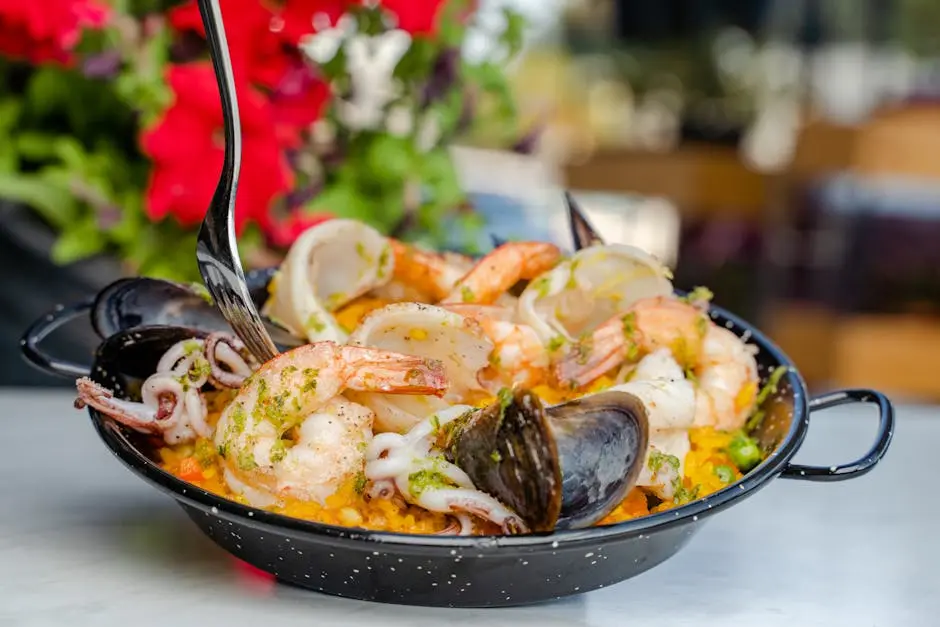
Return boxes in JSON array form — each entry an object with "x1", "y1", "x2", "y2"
[{"x1": 214, "y1": 342, "x2": 448, "y2": 507}]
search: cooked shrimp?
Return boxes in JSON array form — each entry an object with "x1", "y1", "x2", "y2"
[
  {"x1": 442, "y1": 303, "x2": 549, "y2": 389},
  {"x1": 693, "y1": 325, "x2": 759, "y2": 431},
  {"x1": 555, "y1": 296, "x2": 708, "y2": 388},
  {"x1": 214, "y1": 342, "x2": 448, "y2": 506},
  {"x1": 384, "y1": 240, "x2": 472, "y2": 302},
  {"x1": 440, "y1": 242, "x2": 562, "y2": 305}
]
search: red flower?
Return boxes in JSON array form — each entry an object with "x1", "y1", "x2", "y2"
[
  {"x1": 276, "y1": 0, "x2": 354, "y2": 46},
  {"x1": 141, "y1": 63, "x2": 293, "y2": 233},
  {"x1": 169, "y1": 0, "x2": 289, "y2": 89},
  {"x1": 379, "y1": 0, "x2": 474, "y2": 37},
  {"x1": 169, "y1": 0, "x2": 333, "y2": 142},
  {"x1": 269, "y1": 61, "x2": 331, "y2": 143},
  {"x1": 0, "y1": 0, "x2": 110, "y2": 65},
  {"x1": 263, "y1": 209, "x2": 333, "y2": 249}
]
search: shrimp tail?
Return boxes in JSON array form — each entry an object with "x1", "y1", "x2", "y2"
[
  {"x1": 554, "y1": 321, "x2": 634, "y2": 388},
  {"x1": 389, "y1": 240, "x2": 453, "y2": 302},
  {"x1": 441, "y1": 242, "x2": 562, "y2": 305},
  {"x1": 340, "y1": 346, "x2": 449, "y2": 397}
]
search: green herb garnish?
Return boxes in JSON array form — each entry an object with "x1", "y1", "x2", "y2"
[
  {"x1": 408, "y1": 469, "x2": 454, "y2": 497},
  {"x1": 648, "y1": 449, "x2": 680, "y2": 473},
  {"x1": 745, "y1": 365, "x2": 790, "y2": 432},
  {"x1": 727, "y1": 432, "x2": 762, "y2": 472},
  {"x1": 681, "y1": 286, "x2": 714, "y2": 306},
  {"x1": 354, "y1": 471, "x2": 368, "y2": 495},
  {"x1": 714, "y1": 464, "x2": 735, "y2": 484},
  {"x1": 305, "y1": 313, "x2": 326, "y2": 333},
  {"x1": 269, "y1": 438, "x2": 288, "y2": 463}
]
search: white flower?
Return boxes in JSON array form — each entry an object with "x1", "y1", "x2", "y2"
[
  {"x1": 298, "y1": 13, "x2": 357, "y2": 64},
  {"x1": 385, "y1": 105, "x2": 414, "y2": 137},
  {"x1": 336, "y1": 30, "x2": 412, "y2": 131},
  {"x1": 415, "y1": 112, "x2": 441, "y2": 152}
]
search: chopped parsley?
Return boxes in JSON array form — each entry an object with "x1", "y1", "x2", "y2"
[
  {"x1": 672, "y1": 480, "x2": 699, "y2": 505},
  {"x1": 325, "y1": 292, "x2": 347, "y2": 310},
  {"x1": 408, "y1": 469, "x2": 454, "y2": 497},
  {"x1": 727, "y1": 432, "x2": 762, "y2": 472},
  {"x1": 269, "y1": 438, "x2": 288, "y2": 463},
  {"x1": 182, "y1": 340, "x2": 203, "y2": 356},
  {"x1": 376, "y1": 246, "x2": 390, "y2": 279},
  {"x1": 194, "y1": 439, "x2": 216, "y2": 468},
  {"x1": 497, "y1": 387, "x2": 513, "y2": 412},
  {"x1": 745, "y1": 366, "x2": 790, "y2": 432},
  {"x1": 547, "y1": 336, "x2": 566, "y2": 352},
  {"x1": 353, "y1": 471, "x2": 368, "y2": 495},
  {"x1": 681, "y1": 286, "x2": 714, "y2": 306},
  {"x1": 305, "y1": 313, "x2": 326, "y2": 333},
  {"x1": 621, "y1": 311, "x2": 637, "y2": 337},
  {"x1": 564, "y1": 259, "x2": 580, "y2": 289},
  {"x1": 648, "y1": 449, "x2": 680, "y2": 473},
  {"x1": 237, "y1": 448, "x2": 258, "y2": 472},
  {"x1": 460, "y1": 286, "x2": 475, "y2": 303},
  {"x1": 696, "y1": 314, "x2": 709, "y2": 338},
  {"x1": 230, "y1": 403, "x2": 248, "y2": 433},
  {"x1": 531, "y1": 276, "x2": 551, "y2": 297},
  {"x1": 490, "y1": 450, "x2": 502, "y2": 463},
  {"x1": 714, "y1": 464, "x2": 735, "y2": 484},
  {"x1": 355, "y1": 241, "x2": 370, "y2": 261},
  {"x1": 575, "y1": 333, "x2": 594, "y2": 365},
  {"x1": 189, "y1": 283, "x2": 214, "y2": 305},
  {"x1": 301, "y1": 368, "x2": 319, "y2": 393}
]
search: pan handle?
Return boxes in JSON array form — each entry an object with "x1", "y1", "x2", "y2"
[
  {"x1": 20, "y1": 300, "x2": 94, "y2": 379},
  {"x1": 781, "y1": 389, "x2": 894, "y2": 482}
]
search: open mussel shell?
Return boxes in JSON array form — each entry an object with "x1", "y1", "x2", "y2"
[
  {"x1": 91, "y1": 324, "x2": 208, "y2": 399},
  {"x1": 91, "y1": 274, "x2": 303, "y2": 350},
  {"x1": 444, "y1": 389, "x2": 650, "y2": 532},
  {"x1": 564, "y1": 191, "x2": 605, "y2": 250}
]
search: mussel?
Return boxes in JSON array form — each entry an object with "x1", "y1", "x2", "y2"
[
  {"x1": 91, "y1": 273, "x2": 304, "y2": 350},
  {"x1": 89, "y1": 324, "x2": 210, "y2": 398},
  {"x1": 442, "y1": 388, "x2": 650, "y2": 532}
]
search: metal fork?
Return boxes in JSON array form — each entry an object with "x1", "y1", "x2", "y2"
[{"x1": 194, "y1": 0, "x2": 279, "y2": 363}]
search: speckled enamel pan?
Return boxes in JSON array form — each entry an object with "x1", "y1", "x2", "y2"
[{"x1": 21, "y1": 270, "x2": 895, "y2": 608}]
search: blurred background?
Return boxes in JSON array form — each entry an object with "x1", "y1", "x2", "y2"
[{"x1": 3, "y1": 0, "x2": 940, "y2": 404}]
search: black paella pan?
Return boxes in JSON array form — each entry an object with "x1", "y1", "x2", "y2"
[{"x1": 20, "y1": 268, "x2": 895, "y2": 608}]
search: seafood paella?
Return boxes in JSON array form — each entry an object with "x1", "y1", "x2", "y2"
[{"x1": 74, "y1": 219, "x2": 787, "y2": 536}]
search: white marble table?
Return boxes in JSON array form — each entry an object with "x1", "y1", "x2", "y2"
[{"x1": 1, "y1": 389, "x2": 935, "y2": 627}]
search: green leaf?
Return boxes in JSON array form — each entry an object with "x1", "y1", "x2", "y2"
[
  {"x1": 15, "y1": 133, "x2": 60, "y2": 160},
  {"x1": 501, "y1": 9, "x2": 527, "y2": 59},
  {"x1": 428, "y1": 89, "x2": 465, "y2": 140},
  {"x1": 394, "y1": 37, "x2": 437, "y2": 84},
  {"x1": 0, "y1": 172, "x2": 78, "y2": 228},
  {"x1": 0, "y1": 98, "x2": 22, "y2": 136},
  {"x1": 364, "y1": 134, "x2": 413, "y2": 188},
  {"x1": 419, "y1": 148, "x2": 464, "y2": 208},
  {"x1": 52, "y1": 136, "x2": 87, "y2": 169},
  {"x1": 51, "y1": 218, "x2": 105, "y2": 264}
]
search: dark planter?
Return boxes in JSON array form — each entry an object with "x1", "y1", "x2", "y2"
[{"x1": 0, "y1": 202, "x2": 124, "y2": 387}]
